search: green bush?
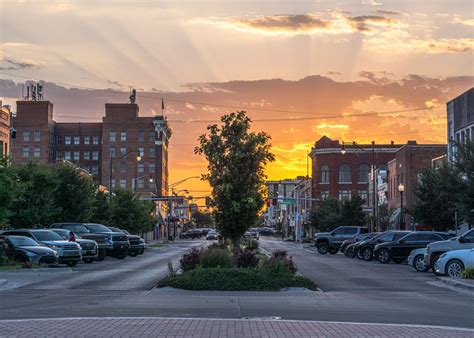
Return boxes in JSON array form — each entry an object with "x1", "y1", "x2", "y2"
[
  {"x1": 180, "y1": 248, "x2": 202, "y2": 272},
  {"x1": 158, "y1": 267, "x2": 317, "y2": 291},
  {"x1": 264, "y1": 249, "x2": 297, "y2": 274},
  {"x1": 237, "y1": 249, "x2": 259, "y2": 268},
  {"x1": 246, "y1": 238, "x2": 259, "y2": 250},
  {"x1": 207, "y1": 242, "x2": 229, "y2": 252},
  {"x1": 199, "y1": 248, "x2": 233, "y2": 269},
  {"x1": 462, "y1": 267, "x2": 474, "y2": 279}
]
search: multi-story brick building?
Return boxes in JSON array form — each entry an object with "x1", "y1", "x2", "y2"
[
  {"x1": 11, "y1": 99, "x2": 171, "y2": 199},
  {"x1": 0, "y1": 101, "x2": 11, "y2": 160},
  {"x1": 387, "y1": 142, "x2": 447, "y2": 230},
  {"x1": 447, "y1": 87, "x2": 473, "y2": 161}
]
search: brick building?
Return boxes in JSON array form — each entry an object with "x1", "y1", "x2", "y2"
[
  {"x1": 11, "y1": 99, "x2": 171, "y2": 198},
  {"x1": 447, "y1": 87, "x2": 473, "y2": 161},
  {"x1": 0, "y1": 101, "x2": 11, "y2": 159},
  {"x1": 387, "y1": 142, "x2": 447, "y2": 230}
]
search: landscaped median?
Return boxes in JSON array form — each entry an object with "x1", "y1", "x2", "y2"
[{"x1": 157, "y1": 242, "x2": 317, "y2": 291}]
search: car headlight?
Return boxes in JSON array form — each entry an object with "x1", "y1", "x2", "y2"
[
  {"x1": 106, "y1": 235, "x2": 113, "y2": 244},
  {"x1": 48, "y1": 244, "x2": 61, "y2": 249}
]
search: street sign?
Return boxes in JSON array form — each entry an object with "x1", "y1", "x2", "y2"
[{"x1": 281, "y1": 199, "x2": 295, "y2": 205}]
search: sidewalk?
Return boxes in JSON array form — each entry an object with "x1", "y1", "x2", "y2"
[{"x1": 1, "y1": 317, "x2": 472, "y2": 337}]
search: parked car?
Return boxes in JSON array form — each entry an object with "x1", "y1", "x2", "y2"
[
  {"x1": 181, "y1": 229, "x2": 202, "y2": 239},
  {"x1": 314, "y1": 226, "x2": 368, "y2": 254},
  {"x1": 50, "y1": 223, "x2": 129, "y2": 259},
  {"x1": 435, "y1": 248, "x2": 474, "y2": 278},
  {"x1": 425, "y1": 229, "x2": 474, "y2": 272},
  {"x1": 206, "y1": 230, "x2": 219, "y2": 240},
  {"x1": 247, "y1": 228, "x2": 260, "y2": 240},
  {"x1": 1, "y1": 229, "x2": 82, "y2": 266},
  {"x1": 108, "y1": 227, "x2": 143, "y2": 257},
  {"x1": 1, "y1": 236, "x2": 59, "y2": 266},
  {"x1": 139, "y1": 238, "x2": 146, "y2": 254},
  {"x1": 408, "y1": 248, "x2": 429, "y2": 272},
  {"x1": 50, "y1": 228, "x2": 98, "y2": 263},
  {"x1": 374, "y1": 232, "x2": 454, "y2": 264},
  {"x1": 357, "y1": 231, "x2": 412, "y2": 261},
  {"x1": 258, "y1": 227, "x2": 274, "y2": 236},
  {"x1": 341, "y1": 232, "x2": 379, "y2": 255}
]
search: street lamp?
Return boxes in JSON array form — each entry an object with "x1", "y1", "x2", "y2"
[
  {"x1": 109, "y1": 150, "x2": 142, "y2": 202},
  {"x1": 398, "y1": 183, "x2": 405, "y2": 230},
  {"x1": 132, "y1": 175, "x2": 154, "y2": 191}
]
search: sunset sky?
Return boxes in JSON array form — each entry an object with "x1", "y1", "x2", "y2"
[{"x1": 1, "y1": 0, "x2": 473, "y2": 193}]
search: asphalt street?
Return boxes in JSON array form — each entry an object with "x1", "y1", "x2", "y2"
[{"x1": 0, "y1": 237, "x2": 473, "y2": 329}]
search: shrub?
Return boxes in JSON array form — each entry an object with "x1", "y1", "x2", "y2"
[
  {"x1": 462, "y1": 267, "x2": 474, "y2": 279},
  {"x1": 246, "y1": 238, "x2": 259, "y2": 250},
  {"x1": 237, "y1": 249, "x2": 259, "y2": 269},
  {"x1": 264, "y1": 249, "x2": 298, "y2": 274},
  {"x1": 199, "y1": 248, "x2": 233, "y2": 269},
  {"x1": 180, "y1": 248, "x2": 202, "y2": 272},
  {"x1": 207, "y1": 242, "x2": 229, "y2": 252},
  {"x1": 158, "y1": 267, "x2": 317, "y2": 291}
]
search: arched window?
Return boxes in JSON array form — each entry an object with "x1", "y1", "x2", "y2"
[
  {"x1": 320, "y1": 165, "x2": 329, "y2": 184},
  {"x1": 357, "y1": 164, "x2": 370, "y2": 183},
  {"x1": 339, "y1": 164, "x2": 352, "y2": 183}
]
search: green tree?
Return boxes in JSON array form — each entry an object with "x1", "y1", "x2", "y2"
[
  {"x1": 412, "y1": 164, "x2": 461, "y2": 231},
  {"x1": 0, "y1": 165, "x2": 17, "y2": 226},
  {"x1": 195, "y1": 111, "x2": 275, "y2": 259},
  {"x1": 453, "y1": 141, "x2": 474, "y2": 226},
  {"x1": 9, "y1": 162, "x2": 60, "y2": 228},
  {"x1": 90, "y1": 190, "x2": 112, "y2": 226},
  {"x1": 191, "y1": 209, "x2": 214, "y2": 228},
  {"x1": 110, "y1": 189, "x2": 153, "y2": 233},
  {"x1": 309, "y1": 198, "x2": 342, "y2": 232},
  {"x1": 52, "y1": 163, "x2": 96, "y2": 222},
  {"x1": 340, "y1": 195, "x2": 367, "y2": 227}
]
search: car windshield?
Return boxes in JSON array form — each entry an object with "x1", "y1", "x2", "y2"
[
  {"x1": 249, "y1": 228, "x2": 258, "y2": 233},
  {"x1": 51, "y1": 229, "x2": 69, "y2": 239},
  {"x1": 85, "y1": 224, "x2": 112, "y2": 233},
  {"x1": 62, "y1": 224, "x2": 89, "y2": 233},
  {"x1": 9, "y1": 236, "x2": 40, "y2": 247},
  {"x1": 32, "y1": 231, "x2": 64, "y2": 241}
]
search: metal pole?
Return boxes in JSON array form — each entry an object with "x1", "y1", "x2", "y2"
[
  {"x1": 372, "y1": 141, "x2": 377, "y2": 232},
  {"x1": 109, "y1": 155, "x2": 113, "y2": 204},
  {"x1": 400, "y1": 190, "x2": 404, "y2": 230}
]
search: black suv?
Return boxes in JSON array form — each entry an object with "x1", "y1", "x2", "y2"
[
  {"x1": 374, "y1": 231, "x2": 454, "y2": 264},
  {"x1": 51, "y1": 223, "x2": 130, "y2": 259},
  {"x1": 108, "y1": 227, "x2": 143, "y2": 257},
  {"x1": 314, "y1": 226, "x2": 368, "y2": 254},
  {"x1": 357, "y1": 231, "x2": 412, "y2": 261}
]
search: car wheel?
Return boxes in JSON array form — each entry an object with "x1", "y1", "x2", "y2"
[
  {"x1": 83, "y1": 258, "x2": 94, "y2": 264},
  {"x1": 129, "y1": 252, "x2": 138, "y2": 257},
  {"x1": 347, "y1": 247, "x2": 357, "y2": 258},
  {"x1": 116, "y1": 251, "x2": 127, "y2": 259},
  {"x1": 362, "y1": 247, "x2": 373, "y2": 261},
  {"x1": 393, "y1": 258, "x2": 405, "y2": 264},
  {"x1": 14, "y1": 254, "x2": 28, "y2": 263},
  {"x1": 446, "y1": 259, "x2": 464, "y2": 278},
  {"x1": 329, "y1": 247, "x2": 338, "y2": 254},
  {"x1": 317, "y1": 242, "x2": 329, "y2": 254},
  {"x1": 66, "y1": 261, "x2": 79, "y2": 267},
  {"x1": 378, "y1": 248, "x2": 391, "y2": 264},
  {"x1": 414, "y1": 255, "x2": 428, "y2": 272},
  {"x1": 96, "y1": 249, "x2": 106, "y2": 261},
  {"x1": 344, "y1": 247, "x2": 351, "y2": 257},
  {"x1": 430, "y1": 254, "x2": 441, "y2": 272}
]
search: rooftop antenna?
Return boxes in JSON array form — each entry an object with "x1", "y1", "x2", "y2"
[
  {"x1": 25, "y1": 80, "x2": 31, "y2": 100},
  {"x1": 129, "y1": 88, "x2": 136, "y2": 104},
  {"x1": 31, "y1": 81, "x2": 37, "y2": 101},
  {"x1": 161, "y1": 98, "x2": 165, "y2": 116},
  {"x1": 37, "y1": 81, "x2": 44, "y2": 100}
]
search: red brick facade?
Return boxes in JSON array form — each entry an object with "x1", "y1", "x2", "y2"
[{"x1": 0, "y1": 102, "x2": 11, "y2": 159}]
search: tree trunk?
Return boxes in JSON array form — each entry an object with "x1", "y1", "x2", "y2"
[{"x1": 233, "y1": 236, "x2": 241, "y2": 261}]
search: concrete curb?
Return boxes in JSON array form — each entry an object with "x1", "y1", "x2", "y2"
[
  {"x1": 435, "y1": 277, "x2": 474, "y2": 291},
  {"x1": 0, "y1": 267, "x2": 73, "y2": 274}
]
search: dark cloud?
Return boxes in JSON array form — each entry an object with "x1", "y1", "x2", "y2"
[
  {"x1": 229, "y1": 14, "x2": 331, "y2": 33},
  {"x1": 0, "y1": 57, "x2": 41, "y2": 71},
  {"x1": 346, "y1": 15, "x2": 398, "y2": 32},
  {"x1": 375, "y1": 10, "x2": 402, "y2": 16},
  {"x1": 106, "y1": 80, "x2": 127, "y2": 89}
]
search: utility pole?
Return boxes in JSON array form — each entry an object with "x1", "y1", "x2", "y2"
[{"x1": 372, "y1": 141, "x2": 377, "y2": 232}]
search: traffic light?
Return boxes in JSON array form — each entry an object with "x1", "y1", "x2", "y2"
[
  {"x1": 272, "y1": 198, "x2": 278, "y2": 206},
  {"x1": 267, "y1": 199, "x2": 271, "y2": 207}
]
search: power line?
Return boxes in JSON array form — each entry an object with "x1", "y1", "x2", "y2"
[{"x1": 0, "y1": 71, "x2": 444, "y2": 123}]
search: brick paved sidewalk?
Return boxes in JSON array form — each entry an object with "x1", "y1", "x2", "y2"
[{"x1": 1, "y1": 317, "x2": 472, "y2": 337}]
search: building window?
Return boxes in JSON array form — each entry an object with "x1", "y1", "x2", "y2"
[
  {"x1": 149, "y1": 147, "x2": 156, "y2": 158},
  {"x1": 137, "y1": 163, "x2": 144, "y2": 173},
  {"x1": 149, "y1": 180, "x2": 155, "y2": 190},
  {"x1": 339, "y1": 190, "x2": 352, "y2": 201},
  {"x1": 92, "y1": 151, "x2": 99, "y2": 161},
  {"x1": 137, "y1": 177, "x2": 144, "y2": 189},
  {"x1": 64, "y1": 151, "x2": 71, "y2": 160},
  {"x1": 91, "y1": 165, "x2": 99, "y2": 176},
  {"x1": 358, "y1": 190, "x2": 368, "y2": 205},
  {"x1": 138, "y1": 147, "x2": 144, "y2": 158},
  {"x1": 32, "y1": 147, "x2": 40, "y2": 157},
  {"x1": 111, "y1": 179, "x2": 116, "y2": 189},
  {"x1": 22, "y1": 146, "x2": 29, "y2": 157},
  {"x1": 339, "y1": 164, "x2": 352, "y2": 183},
  {"x1": 320, "y1": 165, "x2": 329, "y2": 184},
  {"x1": 120, "y1": 131, "x2": 126, "y2": 141},
  {"x1": 74, "y1": 136, "x2": 80, "y2": 145},
  {"x1": 120, "y1": 161, "x2": 127, "y2": 173},
  {"x1": 34, "y1": 130, "x2": 41, "y2": 142},
  {"x1": 320, "y1": 191, "x2": 329, "y2": 200},
  {"x1": 93, "y1": 136, "x2": 99, "y2": 145},
  {"x1": 84, "y1": 136, "x2": 90, "y2": 145},
  {"x1": 73, "y1": 151, "x2": 80, "y2": 161},
  {"x1": 55, "y1": 151, "x2": 63, "y2": 161},
  {"x1": 65, "y1": 136, "x2": 71, "y2": 145},
  {"x1": 149, "y1": 163, "x2": 155, "y2": 173},
  {"x1": 149, "y1": 132, "x2": 155, "y2": 141},
  {"x1": 109, "y1": 147, "x2": 116, "y2": 158},
  {"x1": 83, "y1": 151, "x2": 90, "y2": 160},
  {"x1": 357, "y1": 164, "x2": 370, "y2": 183},
  {"x1": 110, "y1": 131, "x2": 116, "y2": 142},
  {"x1": 120, "y1": 147, "x2": 127, "y2": 155},
  {"x1": 22, "y1": 131, "x2": 30, "y2": 142},
  {"x1": 138, "y1": 131, "x2": 144, "y2": 142},
  {"x1": 120, "y1": 179, "x2": 126, "y2": 189}
]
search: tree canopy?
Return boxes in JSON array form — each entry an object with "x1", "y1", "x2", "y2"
[{"x1": 195, "y1": 111, "x2": 274, "y2": 257}]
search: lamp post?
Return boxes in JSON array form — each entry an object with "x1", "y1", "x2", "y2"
[
  {"x1": 109, "y1": 150, "x2": 142, "y2": 203},
  {"x1": 132, "y1": 175, "x2": 154, "y2": 191},
  {"x1": 398, "y1": 183, "x2": 405, "y2": 230}
]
